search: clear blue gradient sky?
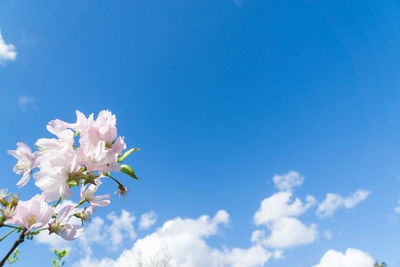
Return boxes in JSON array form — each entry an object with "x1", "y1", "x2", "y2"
[{"x1": 1, "y1": 0, "x2": 400, "y2": 266}]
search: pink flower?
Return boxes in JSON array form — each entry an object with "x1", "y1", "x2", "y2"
[
  {"x1": 77, "y1": 110, "x2": 126, "y2": 173},
  {"x1": 8, "y1": 142, "x2": 37, "y2": 187},
  {"x1": 46, "y1": 110, "x2": 127, "y2": 173},
  {"x1": 49, "y1": 205, "x2": 83, "y2": 240},
  {"x1": 80, "y1": 179, "x2": 110, "y2": 207},
  {"x1": 33, "y1": 148, "x2": 81, "y2": 202},
  {"x1": 77, "y1": 205, "x2": 97, "y2": 223},
  {"x1": 6, "y1": 194, "x2": 54, "y2": 233}
]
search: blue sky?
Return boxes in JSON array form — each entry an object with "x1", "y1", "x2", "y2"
[{"x1": 1, "y1": 0, "x2": 400, "y2": 266}]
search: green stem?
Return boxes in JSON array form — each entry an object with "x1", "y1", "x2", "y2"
[
  {"x1": 104, "y1": 174, "x2": 123, "y2": 186},
  {"x1": 0, "y1": 228, "x2": 16, "y2": 242},
  {"x1": 75, "y1": 200, "x2": 86, "y2": 208},
  {"x1": 1, "y1": 225, "x2": 20, "y2": 230},
  {"x1": 29, "y1": 227, "x2": 49, "y2": 235},
  {"x1": 52, "y1": 197, "x2": 63, "y2": 208}
]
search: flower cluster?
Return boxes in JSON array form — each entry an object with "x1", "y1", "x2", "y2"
[{"x1": 0, "y1": 110, "x2": 139, "y2": 244}]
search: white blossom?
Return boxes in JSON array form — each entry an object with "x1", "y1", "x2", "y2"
[
  {"x1": 8, "y1": 142, "x2": 37, "y2": 187},
  {"x1": 80, "y1": 179, "x2": 110, "y2": 207}
]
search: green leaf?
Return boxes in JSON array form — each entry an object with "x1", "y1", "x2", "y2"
[
  {"x1": 52, "y1": 249, "x2": 67, "y2": 267},
  {"x1": 120, "y1": 164, "x2": 140, "y2": 180},
  {"x1": 8, "y1": 248, "x2": 19, "y2": 264},
  {"x1": 118, "y1": 148, "x2": 140, "y2": 162}
]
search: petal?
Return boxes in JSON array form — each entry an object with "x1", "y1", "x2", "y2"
[
  {"x1": 60, "y1": 224, "x2": 83, "y2": 240},
  {"x1": 16, "y1": 171, "x2": 31, "y2": 187}
]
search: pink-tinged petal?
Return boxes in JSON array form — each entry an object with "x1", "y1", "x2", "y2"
[
  {"x1": 16, "y1": 171, "x2": 31, "y2": 187},
  {"x1": 6, "y1": 194, "x2": 54, "y2": 232},
  {"x1": 34, "y1": 196, "x2": 54, "y2": 226},
  {"x1": 112, "y1": 137, "x2": 126, "y2": 154},
  {"x1": 85, "y1": 205, "x2": 97, "y2": 217},
  {"x1": 59, "y1": 224, "x2": 83, "y2": 240},
  {"x1": 7, "y1": 150, "x2": 19, "y2": 158},
  {"x1": 33, "y1": 146, "x2": 80, "y2": 201},
  {"x1": 5, "y1": 205, "x2": 30, "y2": 229},
  {"x1": 8, "y1": 142, "x2": 36, "y2": 187},
  {"x1": 91, "y1": 195, "x2": 111, "y2": 207},
  {"x1": 59, "y1": 183, "x2": 72, "y2": 200},
  {"x1": 80, "y1": 184, "x2": 87, "y2": 201},
  {"x1": 46, "y1": 119, "x2": 71, "y2": 137},
  {"x1": 57, "y1": 205, "x2": 75, "y2": 223},
  {"x1": 91, "y1": 199, "x2": 110, "y2": 207},
  {"x1": 80, "y1": 180, "x2": 110, "y2": 206},
  {"x1": 75, "y1": 110, "x2": 91, "y2": 133},
  {"x1": 35, "y1": 138, "x2": 64, "y2": 150}
]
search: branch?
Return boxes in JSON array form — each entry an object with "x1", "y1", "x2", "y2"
[{"x1": 0, "y1": 231, "x2": 25, "y2": 267}]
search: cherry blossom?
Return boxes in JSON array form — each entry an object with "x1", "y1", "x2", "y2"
[
  {"x1": 2, "y1": 109, "x2": 139, "y2": 265},
  {"x1": 80, "y1": 179, "x2": 110, "y2": 207},
  {"x1": 6, "y1": 194, "x2": 54, "y2": 234},
  {"x1": 49, "y1": 205, "x2": 83, "y2": 240},
  {"x1": 77, "y1": 205, "x2": 97, "y2": 223},
  {"x1": 7, "y1": 142, "x2": 37, "y2": 187},
  {"x1": 33, "y1": 148, "x2": 81, "y2": 202}
]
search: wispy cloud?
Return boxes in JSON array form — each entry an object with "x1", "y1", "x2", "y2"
[
  {"x1": 18, "y1": 96, "x2": 37, "y2": 110},
  {"x1": 317, "y1": 190, "x2": 370, "y2": 218},
  {"x1": 324, "y1": 230, "x2": 333, "y2": 240},
  {"x1": 0, "y1": 30, "x2": 17, "y2": 64},
  {"x1": 394, "y1": 200, "x2": 400, "y2": 214},
  {"x1": 273, "y1": 171, "x2": 304, "y2": 192},
  {"x1": 139, "y1": 211, "x2": 157, "y2": 230}
]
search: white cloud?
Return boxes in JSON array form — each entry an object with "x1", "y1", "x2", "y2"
[
  {"x1": 273, "y1": 171, "x2": 304, "y2": 191},
  {"x1": 48, "y1": 171, "x2": 370, "y2": 266},
  {"x1": 263, "y1": 217, "x2": 317, "y2": 248},
  {"x1": 73, "y1": 257, "x2": 115, "y2": 267},
  {"x1": 317, "y1": 190, "x2": 370, "y2": 218},
  {"x1": 36, "y1": 231, "x2": 72, "y2": 251},
  {"x1": 18, "y1": 96, "x2": 36, "y2": 110},
  {"x1": 139, "y1": 211, "x2": 157, "y2": 230},
  {"x1": 222, "y1": 246, "x2": 271, "y2": 267},
  {"x1": 79, "y1": 209, "x2": 136, "y2": 255},
  {"x1": 73, "y1": 210, "x2": 272, "y2": 267},
  {"x1": 0, "y1": 30, "x2": 16, "y2": 64},
  {"x1": 37, "y1": 208, "x2": 136, "y2": 256},
  {"x1": 106, "y1": 210, "x2": 136, "y2": 249},
  {"x1": 313, "y1": 248, "x2": 374, "y2": 267},
  {"x1": 78, "y1": 217, "x2": 105, "y2": 255},
  {"x1": 252, "y1": 172, "x2": 318, "y2": 249},
  {"x1": 254, "y1": 191, "x2": 316, "y2": 225},
  {"x1": 251, "y1": 217, "x2": 317, "y2": 249}
]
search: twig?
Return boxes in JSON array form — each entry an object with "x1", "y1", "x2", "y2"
[
  {"x1": 0, "y1": 231, "x2": 25, "y2": 267},
  {"x1": 0, "y1": 224, "x2": 20, "y2": 230},
  {"x1": 0, "y1": 228, "x2": 17, "y2": 242}
]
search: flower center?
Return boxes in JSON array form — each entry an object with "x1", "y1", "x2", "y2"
[{"x1": 26, "y1": 214, "x2": 37, "y2": 226}]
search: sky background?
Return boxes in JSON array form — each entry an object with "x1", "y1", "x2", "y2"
[{"x1": 1, "y1": 0, "x2": 400, "y2": 266}]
